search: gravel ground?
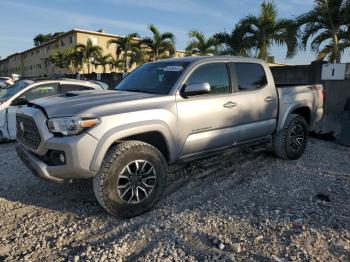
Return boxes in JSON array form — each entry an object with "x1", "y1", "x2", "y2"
[{"x1": 0, "y1": 139, "x2": 349, "y2": 261}]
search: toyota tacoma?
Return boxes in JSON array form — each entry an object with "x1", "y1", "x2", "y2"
[{"x1": 16, "y1": 56, "x2": 324, "y2": 218}]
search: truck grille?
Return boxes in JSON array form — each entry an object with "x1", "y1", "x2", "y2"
[{"x1": 16, "y1": 115, "x2": 41, "y2": 149}]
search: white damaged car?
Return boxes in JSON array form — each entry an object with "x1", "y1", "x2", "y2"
[{"x1": 0, "y1": 78, "x2": 105, "y2": 140}]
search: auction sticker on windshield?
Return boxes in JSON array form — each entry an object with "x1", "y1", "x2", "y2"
[{"x1": 164, "y1": 66, "x2": 184, "y2": 72}]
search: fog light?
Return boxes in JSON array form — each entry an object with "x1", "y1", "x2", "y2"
[
  {"x1": 49, "y1": 151, "x2": 66, "y2": 165},
  {"x1": 59, "y1": 153, "x2": 65, "y2": 164}
]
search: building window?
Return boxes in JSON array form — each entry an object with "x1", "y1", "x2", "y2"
[
  {"x1": 69, "y1": 36, "x2": 74, "y2": 44},
  {"x1": 61, "y1": 39, "x2": 65, "y2": 47}
]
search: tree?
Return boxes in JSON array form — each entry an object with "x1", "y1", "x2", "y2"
[
  {"x1": 64, "y1": 48, "x2": 84, "y2": 74},
  {"x1": 129, "y1": 46, "x2": 147, "y2": 67},
  {"x1": 33, "y1": 32, "x2": 64, "y2": 46},
  {"x1": 233, "y1": 1, "x2": 299, "y2": 61},
  {"x1": 107, "y1": 33, "x2": 140, "y2": 73},
  {"x1": 214, "y1": 26, "x2": 252, "y2": 56},
  {"x1": 297, "y1": 0, "x2": 350, "y2": 63},
  {"x1": 76, "y1": 39, "x2": 103, "y2": 74},
  {"x1": 186, "y1": 30, "x2": 219, "y2": 55},
  {"x1": 108, "y1": 57, "x2": 126, "y2": 72},
  {"x1": 44, "y1": 49, "x2": 70, "y2": 73},
  {"x1": 141, "y1": 24, "x2": 176, "y2": 61},
  {"x1": 93, "y1": 53, "x2": 113, "y2": 73}
]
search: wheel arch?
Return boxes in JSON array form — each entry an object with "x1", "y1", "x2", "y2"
[
  {"x1": 277, "y1": 103, "x2": 312, "y2": 132},
  {"x1": 89, "y1": 121, "x2": 176, "y2": 172}
]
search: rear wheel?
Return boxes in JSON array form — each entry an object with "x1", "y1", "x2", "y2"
[
  {"x1": 93, "y1": 140, "x2": 167, "y2": 218},
  {"x1": 273, "y1": 114, "x2": 308, "y2": 160}
]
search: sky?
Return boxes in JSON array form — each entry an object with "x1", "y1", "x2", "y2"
[{"x1": 0, "y1": 0, "x2": 349, "y2": 65}]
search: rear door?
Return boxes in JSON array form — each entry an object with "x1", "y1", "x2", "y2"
[{"x1": 229, "y1": 62, "x2": 278, "y2": 141}]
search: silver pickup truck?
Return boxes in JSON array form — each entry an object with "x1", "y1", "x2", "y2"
[{"x1": 16, "y1": 56, "x2": 323, "y2": 218}]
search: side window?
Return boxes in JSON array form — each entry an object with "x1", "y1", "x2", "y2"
[
  {"x1": 234, "y1": 63, "x2": 267, "y2": 91},
  {"x1": 187, "y1": 63, "x2": 230, "y2": 95},
  {"x1": 24, "y1": 83, "x2": 59, "y2": 101},
  {"x1": 60, "y1": 84, "x2": 92, "y2": 94}
]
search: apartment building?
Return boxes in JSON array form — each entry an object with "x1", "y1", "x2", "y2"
[{"x1": 0, "y1": 29, "x2": 187, "y2": 77}]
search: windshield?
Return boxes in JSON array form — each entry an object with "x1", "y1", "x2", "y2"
[
  {"x1": 116, "y1": 61, "x2": 190, "y2": 95},
  {"x1": 0, "y1": 80, "x2": 34, "y2": 102}
]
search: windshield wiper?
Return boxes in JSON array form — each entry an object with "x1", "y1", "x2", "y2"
[
  {"x1": 118, "y1": 89, "x2": 144, "y2": 93},
  {"x1": 120, "y1": 89, "x2": 147, "y2": 94}
]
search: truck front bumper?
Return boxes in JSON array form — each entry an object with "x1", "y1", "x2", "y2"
[
  {"x1": 17, "y1": 132, "x2": 99, "y2": 183},
  {"x1": 17, "y1": 145, "x2": 64, "y2": 183},
  {"x1": 16, "y1": 107, "x2": 100, "y2": 182}
]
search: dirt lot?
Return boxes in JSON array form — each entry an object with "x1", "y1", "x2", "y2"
[{"x1": 0, "y1": 139, "x2": 349, "y2": 261}]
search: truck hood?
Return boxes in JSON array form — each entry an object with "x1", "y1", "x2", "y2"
[{"x1": 29, "y1": 90, "x2": 159, "y2": 118}]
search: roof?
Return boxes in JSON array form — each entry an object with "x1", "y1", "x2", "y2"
[{"x1": 157, "y1": 55, "x2": 264, "y2": 63}]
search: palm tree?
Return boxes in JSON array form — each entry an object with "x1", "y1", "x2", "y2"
[
  {"x1": 108, "y1": 57, "x2": 126, "y2": 73},
  {"x1": 141, "y1": 24, "x2": 176, "y2": 61},
  {"x1": 45, "y1": 49, "x2": 70, "y2": 73},
  {"x1": 214, "y1": 26, "x2": 251, "y2": 56},
  {"x1": 234, "y1": 1, "x2": 299, "y2": 61},
  {"x1": 93, "y1": 53, "x2": 113, "y2": 73},
  {"x1": 186, "y1": 30, "x2": 219, "y2": 55},
  {"x1": 76, "y1": 39, "x2": 103, "y2": 74},
  {"x1": 65, "y1": 48, "x2": 84, "y2": 74},
  {"x1": 129, "y1": 46, "x2": 147, "y2": 68},
  {"x1": 297, "y1": 0, "x2": 350, "y2": 63},
  {"x1": 107, "y1": 33, "x2": 140, "y2": 73}
]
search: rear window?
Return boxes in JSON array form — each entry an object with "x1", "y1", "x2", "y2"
[{"x1": 234, "y1": 63, "x2": 267, "y2": 91}]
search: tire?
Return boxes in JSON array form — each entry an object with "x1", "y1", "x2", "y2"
[
  {"x1": 273, "y1": 114, "x2": 308, "y2": 160},
  {"x1": 93, "y1": 140, "x2": 167, "y2": 218}
]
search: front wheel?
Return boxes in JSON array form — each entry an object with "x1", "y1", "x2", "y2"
[
  {"x1": 273, "y1": 114, "x2": 308, "y2": 160},
  {"x1": 93, "y1": 140, "x2": 167, "y2": 218}
]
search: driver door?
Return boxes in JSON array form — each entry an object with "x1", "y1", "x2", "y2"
[
  {"x1": 176, "y1": 62, "x2": 239, "y2": 158},
  {"x1": 7, "y1": 82, "x2": 59, "y2": 139}
]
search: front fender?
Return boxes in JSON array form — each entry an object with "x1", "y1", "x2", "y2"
[{"x1": 89, "y1": 120, "x2": 176, "y2": 172}]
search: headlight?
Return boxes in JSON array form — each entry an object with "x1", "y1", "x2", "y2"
[{"x1": 47, "y1": 117, "x2": 100, "y2": 136}]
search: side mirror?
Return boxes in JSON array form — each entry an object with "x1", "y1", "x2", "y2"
[
  {"x1": 183, "y1": 82, "x2": 211, "y2": 97},
  {"x1": 11, "y1": 96, "x2": 28, "y2": 106}
]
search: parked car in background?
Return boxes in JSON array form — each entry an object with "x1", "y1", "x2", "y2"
[
  {"x1": 0, "y1": 77, "x2": 14, "y2": 88},
  {"x1": 92, "y1": 81, "x2": 109, "y2": 89},
  {"x1": 16, "y1": 56, "x2": 323, "y2": 218},
  {"x1": 0, "y1": 78, "x2": 105, "y2": 140}
]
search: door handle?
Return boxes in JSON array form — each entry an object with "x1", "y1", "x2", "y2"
[
  {"x1": 264, "y1": 96, "x2": 275, "y2": 102},
  {"x1": 223, "y1": 101, "x2": 237, "y2": 108}
]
